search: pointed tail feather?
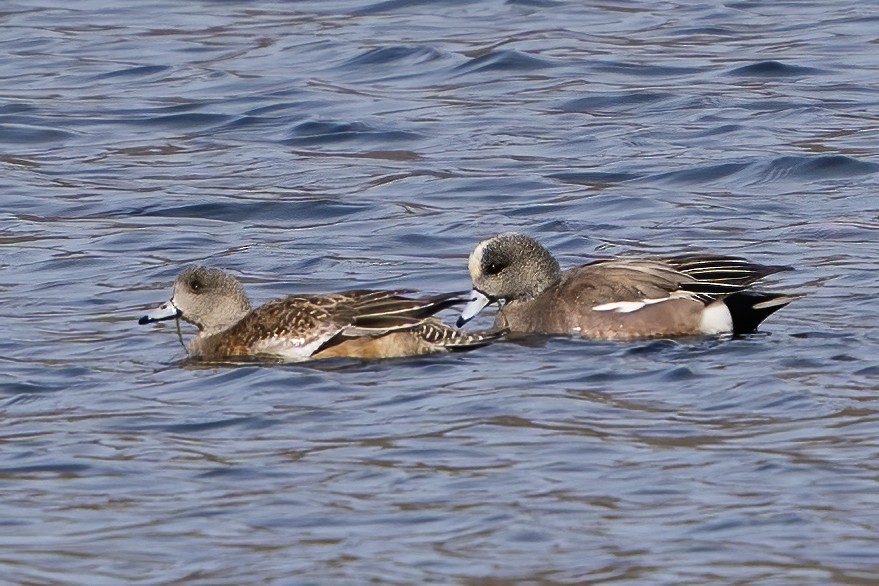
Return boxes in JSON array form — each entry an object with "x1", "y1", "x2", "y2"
[
  {"x1": 669, "y1": 256, "x2": 794, "y2": 302},
  {"x1": 342, "y1": 291, "x2": 468, "y2": 334},
  {"x1": 354, "y1": 291, "x2": 466, "y2": 320},
  {"x1": 445, "y1": 329, "x2": 508, "y2": 352},
  {"x1": 415, "y1": 321, "x2": 507, "y2": 352},
  {"x1": 722, "y1": 291, "x2": 798, "y2": 334}
]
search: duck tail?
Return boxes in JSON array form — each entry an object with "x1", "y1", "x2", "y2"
[
  {"x1": 445, "y1": 328, "x2": 508, "y2": 352},
  {"x1": 416, "y1": 321, "x2": 508, "y2": 352},
  {"x1": 722, "y1": 292, "x2": 798, "y2": 334}
]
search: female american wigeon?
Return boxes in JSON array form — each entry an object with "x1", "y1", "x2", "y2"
[
  {"x1": 457, "y1": 233, "x2": 796, "y2": 340},
  {"x1": 139, "y1": 267, "x2": 502, "y2": 361}
]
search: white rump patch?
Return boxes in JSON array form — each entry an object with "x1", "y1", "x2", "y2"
[{"x1": 699, "y1": 302, "x2": 733, "y2": 335}]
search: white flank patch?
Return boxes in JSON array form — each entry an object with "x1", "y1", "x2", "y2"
[
  {"x1": 592, "y1": 301, "x2": 646, "y2": 313},
  {"x1": 252, "y1": 333, "x2": 335, "y2": 362},
  {"x1": 699, "y1": 302, "x2": 734, "y2": 334},
  {"x1": 592, "y1": 297, "x2": 674, "y2": 313}
]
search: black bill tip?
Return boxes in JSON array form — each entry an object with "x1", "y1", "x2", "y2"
[{"x1": 138, "y1": 305, "x2": 181, "y2": 325}]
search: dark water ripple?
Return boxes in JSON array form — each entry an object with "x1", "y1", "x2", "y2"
[
  {"x1": 727, "y1": 60, "x2": 825, "y2": 78},
  {"x1": 453, "y1": 49, "x2": 560, "y2": 75},
  {"x1": 2, "y1": 0, "x2": 879, "y2": 583}
]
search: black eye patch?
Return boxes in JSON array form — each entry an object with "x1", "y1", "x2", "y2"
[{"x1": 483, "y1": 261, "x2": 504, "y2": 276}]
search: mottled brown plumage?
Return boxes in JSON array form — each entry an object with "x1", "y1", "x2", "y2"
[{"x1": 140, "y1": 267, "x2": 503, "y2": 362}]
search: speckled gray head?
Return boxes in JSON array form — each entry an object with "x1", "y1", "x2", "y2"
[
  {"x1": 139, "y1": 267, "x2": 252, "y2": 335},
  {"x1": 457, "y1": 233, "x2": 561, "y2": 326}
]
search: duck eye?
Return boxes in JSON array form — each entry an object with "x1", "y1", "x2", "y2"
[
  {"x1": 484, "y1": 262, "x2": 503, "y2": 276},
  {"x1": 190, "y1": 279, "x2": 203, "y2": 292}
]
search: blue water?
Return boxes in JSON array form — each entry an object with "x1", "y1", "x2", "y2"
[{"x1": 2, "y1": 0, "x2": 879, "y2": 583}]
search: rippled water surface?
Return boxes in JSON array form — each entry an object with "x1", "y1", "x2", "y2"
[{"x1": 2, "y1": 0, "x2": 879, "y2": 583}]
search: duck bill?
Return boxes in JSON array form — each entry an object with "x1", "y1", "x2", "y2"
[
  {"x1": 456, "y1": 289, "x2": 493, "y2": 327},
  {"x1": 138, "y1": 299, "x2": 181, "y2": 325}
]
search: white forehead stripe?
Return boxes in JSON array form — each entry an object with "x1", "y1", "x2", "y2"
[{"x1": 469, "y1": 239, "x2": 490, "y2": 278}]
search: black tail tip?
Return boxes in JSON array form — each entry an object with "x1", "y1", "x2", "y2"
[{"x1": 724, "y1": 292, "x2": 797, "y2": 334}]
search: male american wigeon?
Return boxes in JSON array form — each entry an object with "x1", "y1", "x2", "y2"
[
  {"x1": 139, "y1": 266, "x2": 502, "y2": 361},
  {"x1": 457, "y1": 233, "x2": 796, "y2": 340}
]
